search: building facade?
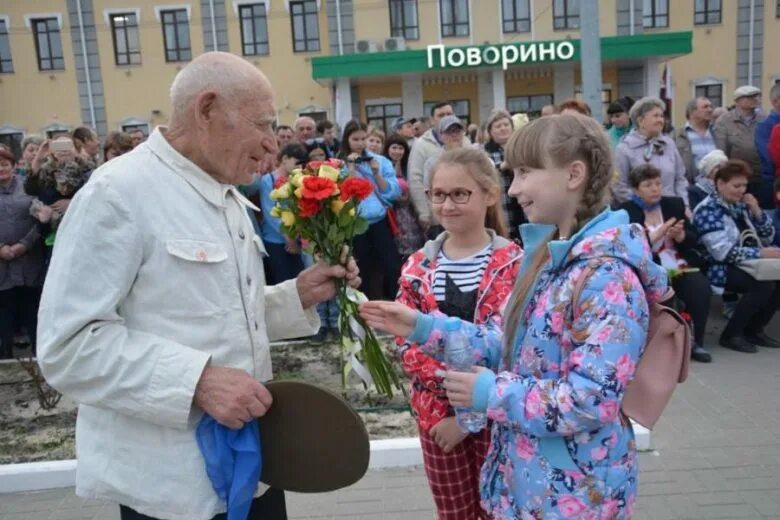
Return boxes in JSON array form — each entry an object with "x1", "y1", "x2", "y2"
[{"x1": 0, "y1": 0, "x2": 779, "y2": 153}]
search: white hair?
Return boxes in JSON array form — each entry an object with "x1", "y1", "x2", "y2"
[
  {"x1": 629, "y1": 97, "x2": 666, "y2": 126},
  {"x1": 294, "y1": 115, "x2": 316, "y2": 130},
  {"x1": 169, "y1": 52, "x2": 261, "y2": 123}
]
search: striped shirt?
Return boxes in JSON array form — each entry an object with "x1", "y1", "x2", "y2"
[
  {"x1": 684, "y1": 122, "x2": 716, "y2": 179},
  {"x1": 433, "y1": 243, "x2": 492, "y2": 301}
]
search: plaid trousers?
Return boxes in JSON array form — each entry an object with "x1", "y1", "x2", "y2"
[{"x1": 418, "y1": 422, "x2": 491, "y2": 520}]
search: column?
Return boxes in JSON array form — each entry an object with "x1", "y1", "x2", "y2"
[
  {"x1": 478, "y1": 69, "x2": 506, "y2": 122},
  {"x1": 553, "y1": 63, "x2": 575, "y2": 104},
  {"x1": 643, "y1": 57, "x2": 661, "y2": 98},
  {"x1": 491, "y1": 69, "x2": 506, "y2": 111},
  {"x1": 334, "y1": 77, "x2": 353, "y2": 130},
  {"x1": 401, "y1": 74, "x2": 423, "y2": 118}
]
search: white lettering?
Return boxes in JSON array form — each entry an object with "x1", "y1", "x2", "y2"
[
  {"x1": 483, "y1": 46, "x2": 501, "y2": 65},
  {"x1": 466, "y1": 47, "x2": 482, "y2": 66},
  {"x1": 518, "y1": 43, "x2": 537, "y2": 63},
  {"x1": 447, "y1": 48, "x2": 466, "y2": 67},
  {"x1": 538, "y1": 42, "x2": 556, "y2": 61},
  {"x1": 501, "y1": 45, "x2": 519, "y2": 70},
  {"x1": 427, "y1": 44, "x2": 445, "y2": 68},
  {"x1": 557, "y1": 41, "x2": 575, "y2": 60}
]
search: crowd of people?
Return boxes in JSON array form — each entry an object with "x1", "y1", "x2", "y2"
[{"x1": 14, "y1": 52, "x2": 780, "y2": 520}]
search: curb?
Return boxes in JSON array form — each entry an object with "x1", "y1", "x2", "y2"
[{"x1": 1, "y1": 427, "x2": 652, "y2": 494}]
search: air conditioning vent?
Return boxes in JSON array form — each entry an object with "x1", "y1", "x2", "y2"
[
  {"x1": 383, "y1": 36, "x2": 406, "y2": 51},
  {"x1": 355, "y1": 39, "x2": 378, "y2": 53}
]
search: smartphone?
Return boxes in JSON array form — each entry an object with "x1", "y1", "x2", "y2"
[{"x1": 51, "y1": 139, "x2": 76, "y2": 153}]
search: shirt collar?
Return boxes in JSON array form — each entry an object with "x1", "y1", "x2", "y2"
[
  {"x1": 145, "y1": 127, "x2": 259, "y2": 211},
  {"x1": 684, "y1": 121, "x2": 712, "y2": 134}
]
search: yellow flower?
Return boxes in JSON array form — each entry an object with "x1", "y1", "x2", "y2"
[
  {"x1": 270, "y1": 183, "x2": 291, "y2": 200},
  {"x1": 280, "y1": 210, "x2": 296, "y2": 227},
  {"x1": 349, "y1": 208, "x2": 356, "y2": 217},
  {"x1": 270, "y1": 206, "x2": 282, "y2": 218},
  {"x1": 331, "y1": 199, "x2": 345, "y2": 213},
  {"x1": 294, "y1": 187, "x2": 303, "y2": 198},
  {"x1": 318, "y1": 165, "x2": 340, "y2": 182},
  {"x1": 289, "y1": 172, "x2": 303, "y2": 187}
]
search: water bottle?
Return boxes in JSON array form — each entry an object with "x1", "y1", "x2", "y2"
[{"x1": 444, "y1": 318, "x2": 487, "y2": 433}]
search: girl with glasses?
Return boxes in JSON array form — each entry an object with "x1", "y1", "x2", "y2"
[{"x1": 392, "y1": 148, "x2": 521, "y2": 519}]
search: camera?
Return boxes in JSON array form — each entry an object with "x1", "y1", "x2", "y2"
[{"x1": 353, "y1": 151, "x2": 372, "y2": 164}]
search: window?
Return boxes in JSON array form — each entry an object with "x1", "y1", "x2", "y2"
[
  {"x1": 0, "y1": 19, "x2": 12, "y2": 73},
  {"x1": 502, "y1": 0, "x2": 530, "y2": 33},
  {"x1": 695, "y1": 83, "x2": 723, "y2": 108},
  {"x1": 0, "y1": 129, "x2": 23, "y2": 158},
  {"x1": 31, "y1": 18, "x2": 64, "y2": 71},
  {"x1": 440, "y1": 0, "x2": 469, "y2": 37},
  {"x1": 643, "y1": 0, "x2": 668, "y2": 28},
  {"x1": 507, "y1": 94, "x2": 553, "y2": 119},
  {"x1": 161, "y1": 9, "x2": 191, "y2": 62},
  {"x1": 694, "y1": 0, "x2": 721, "y2": 25},
  {"x1": 366, "y1": 103, "x2": 402, "y2": 134},
  {"x1": 290, "y1": 0, "x2": 320, "y2": 52},
  {"x1": 423, "y1": 99, "x2": 471, "y2": 125},
  {"x1": 389, "y1": 0, "x2": 419, "y2": 40},
  {"x1": 110, "y1": 13, "x2": 141, "y2": 65},
  {"x1": 239, "y1": 3, "x2": 269, "y2": 56},
  {"x1": 553, "y1": 0, "x2": 579, "y2": 30}
]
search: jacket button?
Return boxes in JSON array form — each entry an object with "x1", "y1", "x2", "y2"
[{"x1": 238, "y1": 229, "x2": 246, "y2": 240}]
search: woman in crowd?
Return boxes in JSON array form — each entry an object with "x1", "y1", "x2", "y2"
[
  {"x1": 361, "y1": 113, "x2": 667, "y2": 518},
  {"x1": 339, "y1": 120, "x2": 402, "y2": 299},
  {"x1": 306, "y1": 141, "x2": 329, "y2": 162},
  {"x1": 0, "y1": 149, "x2": 45, "y2": 359},
  {"x1": 620, "y1": 164, "x2": 713, "y2": 362},
  {"x1": 693, "y1": 159, "x2": 780, "y2": 353},
  {"x1": 482, "y1": 109, "x2": 526, "y2": 241},
  {"x1": 689, "y1": 149, "x2": 728, "y2": 210},
  {"x1": 366, "y1": 127, "x2": 385, "y2": 155},
  {"x1": 15, "y1": 135, "x2": 43, "y2": 178},
  {"x1": 103, "y1": 131, "x2": 134, "y2": 162},
  {"x1": 614, "y1": 97, "x2": 689, "y2": 207},
  {"x1": 394, "y1": 147, "x2": 520, "y2": 519},
  {"x1": 383, "y1": 134, "x2": 424, "y2": 260}
]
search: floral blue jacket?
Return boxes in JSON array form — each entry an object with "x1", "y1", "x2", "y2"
[
  {"x1": 409, "y1": 209, "x2": 668, "y2": 519},
  {"x1": 692, "y1": 193, "x2": 775, "y2": 292}
]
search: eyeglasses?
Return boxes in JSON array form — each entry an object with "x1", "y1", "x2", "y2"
[{"x1": 426, "y1": 188, "x2": 473, "y2": 204}]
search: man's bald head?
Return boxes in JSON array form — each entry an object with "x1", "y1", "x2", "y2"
[
  {"x1": 170, "y1": 52, "x2": 272, "y2": 126},
  {"x1": 294, "y1": 116, "x2": 316, "y2": 141}
]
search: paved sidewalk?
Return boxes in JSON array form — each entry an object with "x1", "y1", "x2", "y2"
[{"x1": 2, "y1": 311, "x2": 779, "y2": 519}]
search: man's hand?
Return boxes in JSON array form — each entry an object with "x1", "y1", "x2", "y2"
[
  {"x1": 193, "y1": 366, "x2": 273, "y2": 430},
  {"x1": 9, "y1": 243, "x2": 27, "y2": 258},
  {"x1": 296, "y1": 246, "x2": 360, "y2": 309},
  {"x1": 429, "y1": 417, "x2": 468, "y2": 453},
  {"x1": 359, "y1": 300, "x2": 417, "y2": 338}
]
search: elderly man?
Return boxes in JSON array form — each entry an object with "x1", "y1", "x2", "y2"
[
  {"x1": 37, "y1": 52, "x2": 359, "y2": 520},
  {"x1": 675, "y1": 97, "x2": 717, "y2": 182},
  {"x1": 714, "y1": 86, "x2": 765, "y2": 184},
  {"x1": 129, "y1": 128, "x2": 146, "y2": 148},
  {"x1": 293, "y1": 115, "x2": 316, "y2": 143}
]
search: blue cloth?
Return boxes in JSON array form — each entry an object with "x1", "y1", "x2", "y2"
[
  {"x1": 258, "y1": 173, "x2": 287, "y2": 244},
  {"x1": 755, "y1": 110, "x2": 780, "y2": 180},
  {"x1": 196, "y1": 415, "x2": 262, "y2": 520},
  {"x1": 630, "y1": 193, "x2": 661, "y2": 212},
  {"x1": 353, "y1": 151, "x2": 401, "y2": 224}
]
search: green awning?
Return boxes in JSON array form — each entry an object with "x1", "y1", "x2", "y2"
[{"x1": 312, "y1": 31, "x2": 692, "y2": 80}]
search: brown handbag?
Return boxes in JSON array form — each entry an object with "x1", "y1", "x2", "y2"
[{"x1": 568, "y1": 259, "x2": 691, "y2": 429}]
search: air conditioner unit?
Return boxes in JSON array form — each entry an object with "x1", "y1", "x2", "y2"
[
  {"x1": 383, "y1": 36, "x2": 406, "y2": 51},
  {"x1": 355, "y1": 39, "x2": 378, "y2": 53}
]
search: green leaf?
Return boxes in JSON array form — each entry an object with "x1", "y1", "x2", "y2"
[{"x1": 352, "y1": 217, "x2": 369, "y2": 236}]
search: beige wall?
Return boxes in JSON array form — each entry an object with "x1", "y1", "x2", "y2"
[
  {"x1": 760, "y1": 1, "x2": 780, "y2": 99},
  {"x1": 0, "y1": 0, "x2": 82, "y2": 134}
]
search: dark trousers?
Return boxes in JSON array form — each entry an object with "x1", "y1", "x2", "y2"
[
  {"x1": 264, "y1": 241, "x2": 305, "y2": 285},
  {"x1": 722, "y1": 266, "x2": 780, "y2": 339},
  {"x1": 119, "y1": 488, "x2": 287, "y2": 520},
  {"x1": 0, "y1": 286, "x2": 41, "y2": 358},
  {"x1": 671, "y1": 271, "x2": 711, "y2": 345},
  {"x1": 748, "y1": 176, "x2": 777, "y2": 210},
  {"x1": 353, "y1": 217, "x2": 402, "y2": 300}
]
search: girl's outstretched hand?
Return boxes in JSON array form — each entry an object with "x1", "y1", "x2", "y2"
[{"x1": 359, "y1": 301, "x2": 417, "y2": 338}]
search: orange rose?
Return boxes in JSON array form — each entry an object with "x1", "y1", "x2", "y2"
[{"x1": 301, "y1": 176, "x2": 337, "y2": 200}]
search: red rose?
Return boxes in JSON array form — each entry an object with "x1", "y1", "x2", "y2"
[
  {"x1": 340, "y1": 177, "x2": 374, "y2": 202},
  {"x1": 273, "y1": 176, "x2": 288, "y2": 189},
  {"x1": 298, "y1": 197, "x2": 320, "y2": 217},
  {"x1": 302, "y1": 176, "x2": 337, "y2": 200},
  {"x1": 307, "y1": 160, "x2": 323, "y2": 171}
]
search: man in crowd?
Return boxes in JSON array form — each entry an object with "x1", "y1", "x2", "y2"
[
  {"x1": 129, "y1": 128, "x2": 146, "y2": 148},
  {"x1": 293, "y1": 116, "x2": 317, "y2": 143},
  {"x1": 412, "y1": 117, "x2": 431, "y2": 138},
  {"x1": 72, "y1": 127, "x2": 100, "y2": 164},
  {"x1": 675, "y1": 97, "x2": 717, "y2": 182},
  {"x1": 316, "y1": 119, "x2": 340, "y2": 158},
  {"x1": 37, "y1": 52, "x2": 360, "y2": 520},
  {"x1": 407, "y1": 102, "x2": 471, "y2": 233},
  {"x1": 391, "y1": 116, "x2": 416, "y2": 145},
  {"x1": 755, "y1": 83, "x2": 780, "y2": 208},
  {"x1": 714, "y1": 86, "x2": 765, "y2": 189},
  {"x1": 275, "y1": 125, "x2": 294, "y2": 148}
]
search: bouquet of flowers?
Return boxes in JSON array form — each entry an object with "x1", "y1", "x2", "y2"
[{"x1": 269, "y1": 158, "x2": 403, "y2": 398}]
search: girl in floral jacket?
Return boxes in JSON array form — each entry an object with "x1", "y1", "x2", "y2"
[
  {"x1": 395, "y1": 148, "x2": 522, "y2": 519},
  {"x1": 363, "y1": 114, "x2": 669, "y2": 519}
]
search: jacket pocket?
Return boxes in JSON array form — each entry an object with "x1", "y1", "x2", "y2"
[
  {"x1": 166, "y1": 239, "x2": 228, "y2": 263},
  {"x1": 160, "y1": 239, "x2": 229, "y2": 318}
]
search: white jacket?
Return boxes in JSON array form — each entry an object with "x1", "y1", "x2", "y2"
[{"x1": 37, "y1": 128, "x2": 319, "y2": 520}]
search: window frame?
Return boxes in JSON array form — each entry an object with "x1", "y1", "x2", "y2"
[
  {"x1": 110, "y1": 12, "x2": 141, "y2": 66},
  {"x1": 506, "y1": 94, "x2": 554, "y2": 119},
  {"x1": 388, "y1": 0, "x2": 419, "y2": 40},
  {"x1": 502, "y1": 0, "x2": 531, "y2": 34},
  {"x1": 439, "y1": 0, "x2": 470, "y2": 38},
  {"x1": 0, "y1": 17, "x2": 12, "y2": 73},
  {"x1": 553, "y1": 0, "x2": 579, "y2": 30},
  {"x1": 160, "y1": 8, "x2": 191, "y2": 62},
  {"x1": 366, "y1": 102, "x2": 403, "y2": 135},
  {"x1": 31, "y1": 17, "x2": 65, "y2": 71},
  {"x1": 239, "y1": 3, "x2": 270, "y2": 56},
  {"x1": 289, "y1": 0, "x2": 320, "y2": 53},
  {"x1": 694, "y1": 82, "x2": 723, "y2": 109},
  {"x1": 642, "y1": 0, "x2": 669, "y2": 28},
  {"x1": 694, "y1": 0, "x2": 721, "y2": 25}
]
